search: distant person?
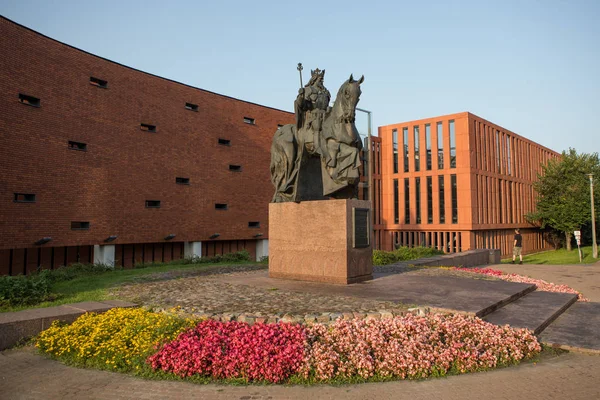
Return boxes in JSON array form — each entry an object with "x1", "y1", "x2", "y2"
[{"x1": 512, "y1": 228, "x2": 523, "y2": 264}]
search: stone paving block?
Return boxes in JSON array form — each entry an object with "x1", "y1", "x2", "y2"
[
  {"x1": 540, "y1": 302, "x2": 600, "y2": 353},
  {"x1": 483, "y1": 291, "x2": 578, "y2": 335}
]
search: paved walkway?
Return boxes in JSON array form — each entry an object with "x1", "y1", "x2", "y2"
[
  {"x1": 492, "y1": 263, "x2": 600, "y2": 301},
  {"x1": 493, "y1": 263, "x2": 600, "y2": 353},
  {"x1": 2, "y1": 261, "x2": 599, "y2": 399},
  {"x1": 1, "y1": 346, "x2": 599, "y2": 399}
]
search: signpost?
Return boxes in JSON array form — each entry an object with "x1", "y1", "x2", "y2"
[{"x1": 574, "y1": 230, "x2": 582, "y2": 263}]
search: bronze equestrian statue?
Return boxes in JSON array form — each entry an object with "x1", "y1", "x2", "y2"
[{"x1": 270, "y1": 69, "x2": 364, "y2": 203}]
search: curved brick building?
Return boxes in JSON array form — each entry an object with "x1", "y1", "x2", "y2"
[{"x1": 0, "y1": 17, "x2": 293, "y2": 275}]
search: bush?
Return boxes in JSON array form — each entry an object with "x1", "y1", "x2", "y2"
[
  {"x1": 373, "y1": 246, "x2": 444, "y2": 266},
  {"x1": 36, "y1": 308, "x2": 194, "y2": 371},
  {"x1": 149, "y1": 320, "x2": 306, "y2": 383},
  {"x1": 302, "y1": 314, "x2": 540, "y2": 381},
  {"x1": 49, "y1": 263, "x2": 116, "y2": 282},
  {"x1": 0, "y1": 272, "x2": 53, "y2": 307},
  {"x1": 184, "y1": 249, "x2": 252, "y2": 265}
]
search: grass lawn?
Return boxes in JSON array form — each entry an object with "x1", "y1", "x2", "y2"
[
  {"x1": 501, "y1": 246, "x2": 598, "y2": 265},
  {"x1": 1, "y1": 261, "x2": 264, "y2": 313}
]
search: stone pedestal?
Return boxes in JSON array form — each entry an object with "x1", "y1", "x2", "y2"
[{"x1": 268, "y1": 199, "x2": 373, "y2": 284}]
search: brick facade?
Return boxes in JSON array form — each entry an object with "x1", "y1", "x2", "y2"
[
  {"x1": 376, "y1": 112, "x2": 560, "y2": 256},
  {"x1": 0, "y1": 17, "x2": 292, "y2": 274}
]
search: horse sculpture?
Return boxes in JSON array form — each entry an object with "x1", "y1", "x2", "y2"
[{"x1": 270, "y1": 74, "x2": 364, "y2": 203}]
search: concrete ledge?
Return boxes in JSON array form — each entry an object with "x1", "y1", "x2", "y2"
[
  {"x1": 387, "y1": 249, "x2": 500, "y2": 270},
  {"x1": 0, "y1": 300, "x2": 137, "y2": 350}
]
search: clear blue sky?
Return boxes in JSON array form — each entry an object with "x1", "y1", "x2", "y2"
[{"x1": 2, "y1": 0, "x2": 599, "y2": 154}]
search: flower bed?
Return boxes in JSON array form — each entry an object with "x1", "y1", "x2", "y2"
[
  {"x1": 37, "y1": 308, "x2": 541, "y2": 384},
  {"x1": 36, "y1": 308, "x2": 194, "y2": 370},
  {"x1": 450, "y1": 267, "x2": 589, "y2": 302}
]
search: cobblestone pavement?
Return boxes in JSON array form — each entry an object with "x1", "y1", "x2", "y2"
[
  {"x1": 1, "y1": 346, "x2": 599, "y2": 400},
  {"x1": 112, "y1": 267, "x2": 410, "y2": 317},
  {"x1": 111, "y1": 264, "x2": 496, "y2": 318}
]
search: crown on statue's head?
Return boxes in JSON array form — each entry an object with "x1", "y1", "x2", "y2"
[{"x1": 311, "y1": 68, "x2": 325, "y2": 78}]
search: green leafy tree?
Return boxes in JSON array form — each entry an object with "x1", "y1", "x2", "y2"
[{"x1": 527, "y1": 148, "x2": 600, "y2": 251}]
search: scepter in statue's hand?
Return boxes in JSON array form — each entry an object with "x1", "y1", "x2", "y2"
[{"x1": 297, "y1": 63, "x2": 303, "y2": 88}]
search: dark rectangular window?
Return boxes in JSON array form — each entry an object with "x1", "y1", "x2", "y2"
[
  {"x1": 482, "y1": 123, "x2": 487, "y2": 169},
  {"x1": 414, "y1": 126, "x2": 420, "y2": 172},
  {"x1": 229, "y1": 165, "x2": 242, "y2": 172},
  {"x1": 427, "y1": 176, "x2": 433, "y2": 224},
  {"x1": 499, "y1": 179, "x2": 503, "y2": 223},
  {"x1": 176, "y1": 177, "x2": 190, "y2": 185},
  {"x1": 451, "y1": 174, "x2": 458, "y2": 223},
  {"x1": 393, "y1": 179, "x2": 399, "y2": 224},
  {"x1": 215, "y1": 203, "x2": 228, "y2": 210},
  {"x1": 14, "y1": 193, "x2": 36, "y2": 203},
  {"x1": 392, "y1": 129, "x2": 398, "y2": 173},
  {"x1": 68, "y1": 141, "x2": 87, "y2": 151},
  {"x1": 415, "y1": 177, "x2": 421, "y2": 224},
  {"x1": 439, "y1": 175, "x2": 446, "y2": 223},
  {"x1": 141, "y1": 123, "x2": 156, "y2": 132},
  {"x1": 403, "y1": 127, "x2": 409, "y2": 172},
  {"x1": 508, "y1": 181, "x2": 513, "y2": 224},
  {"x1": 89, "y1": 77, "x2": 108, "y2": 88},
  {"x1": 404, "y1": 178, "x2": 410, "y2": 224},
  {"x1": 243, "y1": 117, "x2": 255, "y2": 125},
  {"x1": 437, "y1": 122, "x2": 444, "y2": 169},
  {"x1": 145, "y1": 200, "x2": 161, "y2": 208},
  {"x1": 506, "y1": 135, "x2": 512, "y2": 175},
  {"x1": 185, "y1": 102, "x2": 198, "y2": 111},
  {"x1": 496, "y1": 130, "x2": 501, "y2": 172},
  {"x1": 248, "y1": 221, "x2": 260, "y2": 228},
  {"x1": 425, "y1": 124, "x2": 432, "y2": 170},
  {"x1": 71, "y1": 221, "x2": 90, "y2": 230},
  {"x1": 19, "y1": 93, "x2": 40, "y2": 107},
  {"x1": 449, "y1": 120, "x2": 456, "y2": 168},
  {"x1": 218, "y1": 138, "x2": 231, "y2": 146}
]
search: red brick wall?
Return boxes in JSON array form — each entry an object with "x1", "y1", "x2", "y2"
[{"x1": 0, "y1": 18, "x2": 292, "y2": 261}]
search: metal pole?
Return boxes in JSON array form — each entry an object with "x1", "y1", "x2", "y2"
[
  {"x1": 356, "y1": 107, "x2": 373, "y2": 246},
  {"x1": 589, "y1": 174, "x2": 598, "y2": 258}
]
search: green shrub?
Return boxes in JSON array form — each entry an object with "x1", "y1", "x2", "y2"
[
  {"x1": 49, "y1": 263, "x2": 116, "y2": 282},
  {"x1": 372, "y1": 250, "x2": 398, "y2": 266},
  {"x1": 372, "y1": 246, "x2": 444, "y2": 266},
  {"x1": 0, "y1": 273, "x2": 53, "y2": 307},
  {"x1": 185, "y1": 249, "x2": 252, "y2": 264}
]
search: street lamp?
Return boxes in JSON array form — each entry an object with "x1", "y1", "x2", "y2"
[
  {"x1": 589, "y1": 173, "x2": 598, "y2": 258},
  {"x1": 356, "y1": 107, "x2": 373, "y2": 246},
  {"x1": 356, "y1": 107, "x2": 372, "y2": 203}
]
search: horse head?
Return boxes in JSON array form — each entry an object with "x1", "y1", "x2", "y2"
[{"x1": 334, "y1": 74, "x2": 364, "y2": 123}]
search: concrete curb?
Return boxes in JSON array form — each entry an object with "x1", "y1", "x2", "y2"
[{"x1": 0, "y1": 300, "x2": 137, "y2": 350}]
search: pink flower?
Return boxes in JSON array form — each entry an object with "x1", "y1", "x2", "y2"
[{"x1": 452, "y1": 267, "x2": 589, "y2": 301}]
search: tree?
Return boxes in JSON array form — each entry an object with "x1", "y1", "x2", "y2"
[{"x1": 527, "y1": 148, "x2": 600, "y2": 251}]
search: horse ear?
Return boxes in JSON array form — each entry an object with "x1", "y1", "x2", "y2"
[
  {"x1": 349, "y1": 74, "x2": 354, "y2": 82},
  {"x1": 358, "y1": 75, "x2": 364, "y2": 84}
]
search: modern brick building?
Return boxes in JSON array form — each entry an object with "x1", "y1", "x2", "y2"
[
  {"x1": 0, "y1": 17, "x2": 293, "y2": 275},
  {"x1": 0, "y1": 17, "x2": 559, "y2": 275},
  {"x1": 376, "y1": 112, "x2": 560, "y2": 256}
]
